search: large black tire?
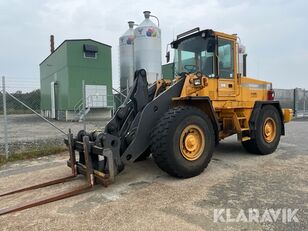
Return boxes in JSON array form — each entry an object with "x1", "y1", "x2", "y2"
[
  {"x1": 242, "y1": 105, "x2": 282, "y2": 155},
  {"x1": 150, "y1": 106, "x2": 215, "y2": 178}
]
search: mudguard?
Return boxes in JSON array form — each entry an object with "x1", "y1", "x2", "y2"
[{"x1": 249, "y1": 101, "x2": 285, "y2": 138}]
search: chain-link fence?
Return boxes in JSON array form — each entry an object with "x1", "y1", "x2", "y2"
[
  {"x1": 0, "y1": 76, "x2": 118, "y2": 159},
  {"x1": 274, "y1": 88, "x2": 308, "y2": 118},
  {"x1": 294, "y1": 88, "x2": 308, "y2": 117}
]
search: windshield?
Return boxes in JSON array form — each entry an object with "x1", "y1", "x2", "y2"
[{"x1": 174, "y1": 36, "x2": 214, "y2": 77}]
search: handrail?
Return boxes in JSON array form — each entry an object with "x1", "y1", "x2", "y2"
[
  {"x1": 73, "y1": 98, "x2": 83, "y2": 114},
  {"x1": 112, "y1": 87, "x2": 126, "y2": 98}
]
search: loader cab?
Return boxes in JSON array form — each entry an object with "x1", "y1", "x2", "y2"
[
  {"x1": 172, "y1": 30, "x2": 216, "y2": 77},
  {"x1": 171, "y1": 29, "x2": 238, "y2": 98}
]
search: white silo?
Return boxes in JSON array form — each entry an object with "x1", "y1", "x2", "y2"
[
  {"x1": 134, "y1": 11, "x2": 162, "y2": 84},
  {"x1": 119, "y1": 21, "x2": 135, "y2": 91}
]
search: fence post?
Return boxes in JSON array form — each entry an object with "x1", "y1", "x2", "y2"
[
  {"x1": 304, "y1": 88, "x2": 307, "y2": 116},
  {"x1": 112, "y1": 94, "x2": 115, "y2": 115},
  {"x1": 82, "y1": 80, "x2": 86, "y2": 131},
  {"x1": 2, "y1": 76, "x2": 9, "y2": 159},
  {"x1": 293, "y1": 88, "x2": 297, "y2": 117},
  {"x1": 304, "y1": 89, "x2": 306, "y2": 115}
]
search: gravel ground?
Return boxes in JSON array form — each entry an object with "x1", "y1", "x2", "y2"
[{"x1": 0, "y1": 121, "x2": 307, "y2": 230}]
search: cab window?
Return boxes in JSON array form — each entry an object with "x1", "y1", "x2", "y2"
[
  {"x1": 201, "y1": 50, "x2": 214, "y2": 77},
  {"x1": 218, "y1": 39, "x2": 234, "y2": 78},
  {"x1": 181, "y1": 51, "x2": 195, "y2": 67}
]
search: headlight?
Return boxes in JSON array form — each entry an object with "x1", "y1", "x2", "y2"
[{"x1": 193, "y1": 78, "x2": 202, "y2": 86}]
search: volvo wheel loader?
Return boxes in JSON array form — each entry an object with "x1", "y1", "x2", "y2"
[
  {"x1": 0, "y1": 28, "x2": 293, "y2": 215},
  {"x1": 69, "y1": 28, "x2": 292, "y2": 179}
]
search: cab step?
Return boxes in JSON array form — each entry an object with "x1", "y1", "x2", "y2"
[
  {"x1": 241, "y1": 136, "x2": 251, "y2": 142},
  {"x1": 241, "y1": 128, "x2": 250, "y2": 131}
]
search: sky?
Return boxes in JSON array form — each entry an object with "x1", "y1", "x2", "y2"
[{"x1": 0, "y1": 0, "x2": 307, "y2": 92}]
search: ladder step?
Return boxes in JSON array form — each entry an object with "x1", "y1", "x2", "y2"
[
  {"x1": 241, "y1": 128, "x2": 249, "y2": 131},
  {"x1": 242, "y1": 136, "x2": 251, "y2": 141}
]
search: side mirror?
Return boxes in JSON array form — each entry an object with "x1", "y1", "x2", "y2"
[{"x1": 166, "y1": 51, "x2": 170, "y2": 63}]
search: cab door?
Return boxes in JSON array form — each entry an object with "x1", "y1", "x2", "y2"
[{"x1": 217, "y1": 37, "x2": 236, "y2": 97}]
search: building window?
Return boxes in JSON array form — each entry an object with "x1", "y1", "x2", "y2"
[
  {"x1": 83, "y1": 44, "x2": 98, "y2": 59},
  {"x1": 84, "y1": 51, "x2": 97, "y2": 59}
]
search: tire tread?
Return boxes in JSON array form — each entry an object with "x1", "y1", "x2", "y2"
[{"x1": 150, "y1": 106, "x2": 214, "y2": 178}]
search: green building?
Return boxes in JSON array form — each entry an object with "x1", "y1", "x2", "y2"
[{"x1": 40, "y1": 39, "x2": 113, "y2": 121}]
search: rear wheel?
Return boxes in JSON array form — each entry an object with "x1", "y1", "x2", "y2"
[
  {"x1": 242, "y1": 105, "x2": 281, "y2": 154},
  {"x1": 150, "y1": 106, "x2": 215, "y2": 178}
]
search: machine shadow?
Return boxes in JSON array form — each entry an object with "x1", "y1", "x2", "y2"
[{"x1": 213, "y1": 138, "x2": 257, "y2": 158}]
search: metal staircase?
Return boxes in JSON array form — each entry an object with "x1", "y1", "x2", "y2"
[
  {"x1": 73, "y1": 88, "x2": 127, "y2": 122},
  {"x1": 73, "y1": 98, "x2": 91, "y2": 122}
]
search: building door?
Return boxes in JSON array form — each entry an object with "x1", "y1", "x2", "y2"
[
  {"x1": 85, "y1": 85, "x2": 107, "y2": 108},
  {"x1": 50, "y1": 82, "x2": 56, "y2": 119}
]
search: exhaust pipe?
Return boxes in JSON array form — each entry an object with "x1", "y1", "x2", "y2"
[{"x1": 50, "y1": 35, "x2": 55, "y2": 53}]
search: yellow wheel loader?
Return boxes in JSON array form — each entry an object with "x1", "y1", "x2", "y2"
[
  {"x1": 0, "y1": 28, "x2": 292, "y2": 215},
  {"x1": 74, "y1": 28, "x2": 291, "y2": 179}
]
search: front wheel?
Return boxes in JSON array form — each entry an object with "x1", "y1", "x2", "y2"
[
  {"x1": 150, "y1": 106, "x2": 215, "y2": 178},
  {"x1": 242, "y1": 105, "x2": 282, "y2": 155}
]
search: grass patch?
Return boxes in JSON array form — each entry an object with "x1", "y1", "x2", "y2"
[{"x1": 0, "y1": 145, "x2": 67, "y2": 167}]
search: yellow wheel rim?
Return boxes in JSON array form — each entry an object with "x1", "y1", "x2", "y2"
[
  {"x1": 263, "y1": 117, "x2": 276, "y2": 143},
  {"x1": 180, "y1": 125, "x2": 205, "y2": 161}
]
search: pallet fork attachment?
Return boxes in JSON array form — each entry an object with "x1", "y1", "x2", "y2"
[{"x1": 0, "y1": 131, "x2": 110, "y2": 216}]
